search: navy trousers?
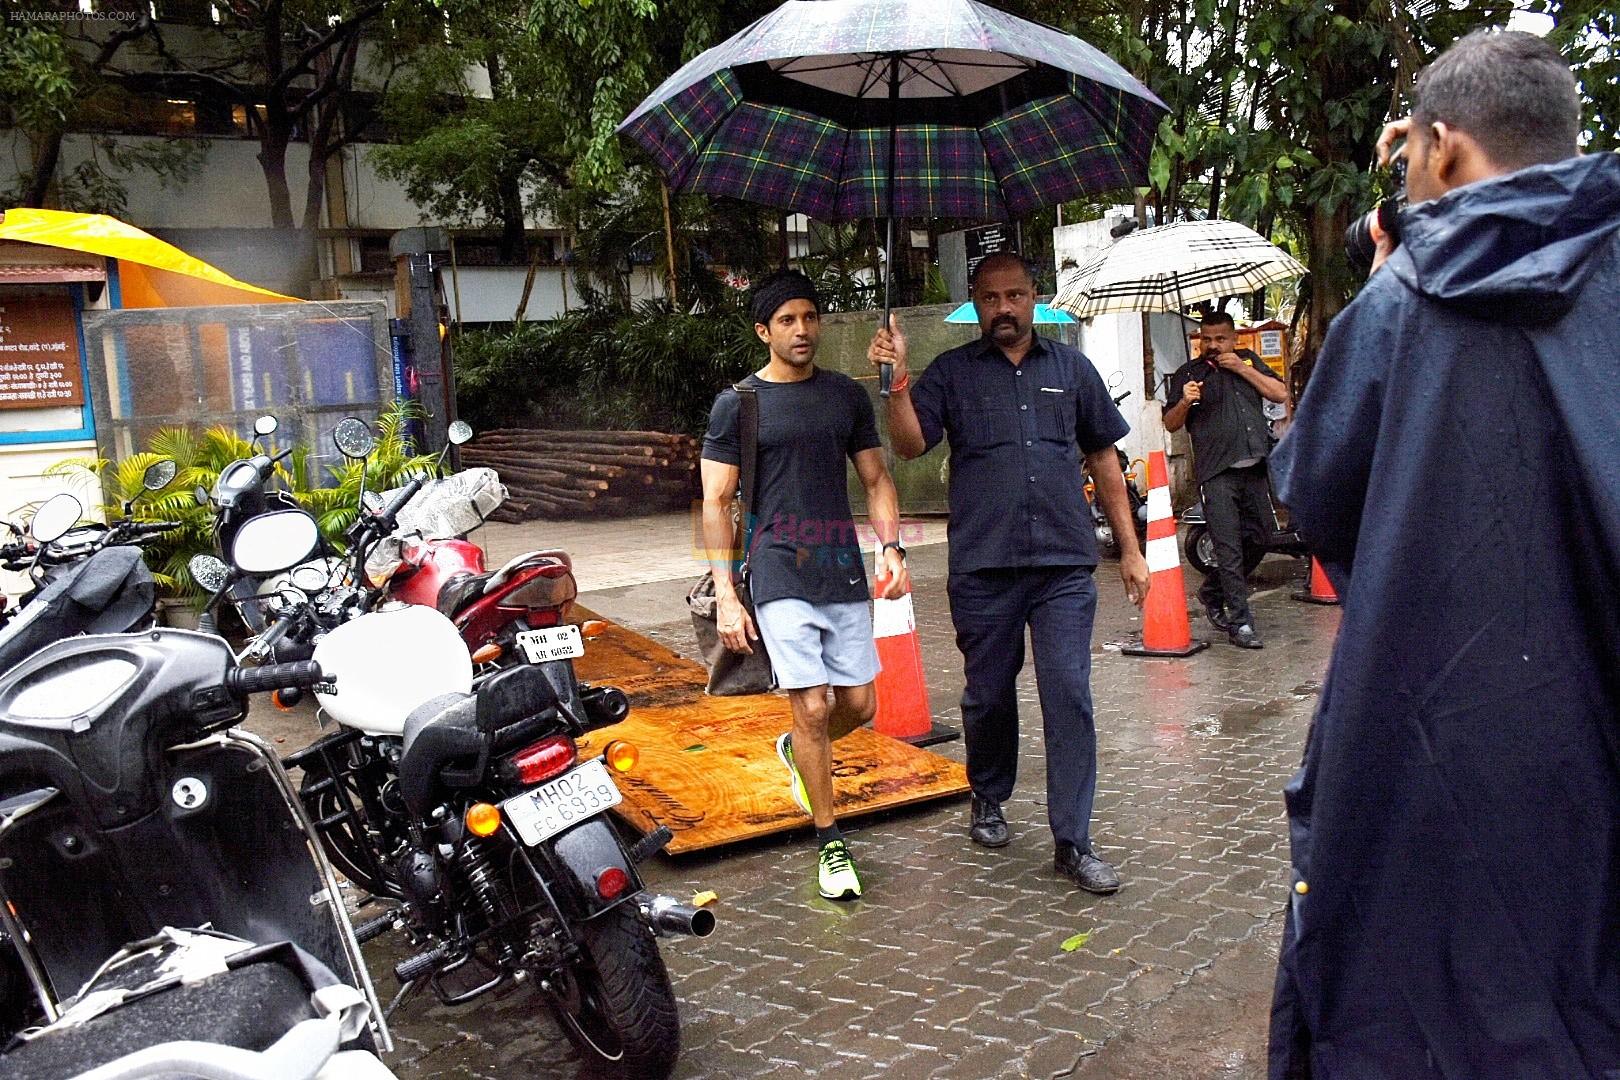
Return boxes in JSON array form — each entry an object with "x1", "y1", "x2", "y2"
[{"x1": 946, "y1": 565, "x2": 1099, "y2": 851}]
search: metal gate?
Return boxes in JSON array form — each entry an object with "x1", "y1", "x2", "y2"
[{"x1": 81, "y1": 301, "x2": 393, "y2": 486}]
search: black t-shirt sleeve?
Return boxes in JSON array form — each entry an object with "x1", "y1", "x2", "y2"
[
  {"x1": 701, "y1": 388, "x2": 741, "y2": 466},
  {"x1": 1075, "y1": 357, "x2": 1132, "y2": 454},
  {"x1": 846, "y1": 379, "x2": 882, "y2": 456},
  {"x1": 909, "y1": 356, "x2": 947, "y2": 452}
]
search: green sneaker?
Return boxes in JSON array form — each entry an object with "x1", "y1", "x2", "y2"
[
  {"x1": 775, "y1": 732, "x2": 811, "y2": 815},
  {"x1": 817, "y1": 839, "x2": 863, "y2": 901}
]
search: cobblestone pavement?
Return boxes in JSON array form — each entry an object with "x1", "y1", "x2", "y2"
[{"x1": 361, "y1": 542, "x2": 1340, "y2": 1079}]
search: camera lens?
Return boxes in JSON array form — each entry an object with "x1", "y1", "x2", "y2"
[{"x1": 1344, "y1": 211, "x2": 1379, "y2": 276}]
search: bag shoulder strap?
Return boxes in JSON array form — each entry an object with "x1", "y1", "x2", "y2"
[{"x1": 734, "y1": 381, "x2": 759, "y2": 519}]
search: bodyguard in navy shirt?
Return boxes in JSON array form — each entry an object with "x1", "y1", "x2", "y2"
[{"x1": 871, "y1": 252, "x2": 1149, "y2": 895}]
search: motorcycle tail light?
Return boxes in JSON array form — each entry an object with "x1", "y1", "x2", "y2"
[
  {"x1": 508, "y1": 735, "x2": 577, "y2": 786},
  {"x1": 465, "y1": 802, "x2": 502, "y2": 837},
  {"x1": 595, "y1": 866, "x2": 629, "y2": 900},
  {"x1": 499, "y1": 566, "x2": 579, "y2": 612}
]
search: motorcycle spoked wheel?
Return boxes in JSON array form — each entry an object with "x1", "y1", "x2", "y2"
[
  {"x1": 297, "y1": 757, "x2": 402, "y2": 900},
  {"x1": 1184, "y1": 525, "x2": 1216, "y2": 577},
  {"x1": 507, "y1": 854, "x2": 680, "y2": 1078}
]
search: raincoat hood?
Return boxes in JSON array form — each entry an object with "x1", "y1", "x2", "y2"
[{"x1": 1391, "y1": 152, "x2": 1620, "y2": 325}]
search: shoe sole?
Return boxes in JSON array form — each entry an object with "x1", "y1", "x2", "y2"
[
  {"x1": 819, "y1": 885, "x2": 862, "y2": 901},
  {"x1": 775, "y1": 734, "x2": 810, "y2": 815}
]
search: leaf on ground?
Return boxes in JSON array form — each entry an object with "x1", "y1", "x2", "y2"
[
  {"x1": 681, "y1": 744, "x2": 706, "y2": 752},
  {"x1": 1061, "y1": 931, "x2": 1092, "y2": 952}
]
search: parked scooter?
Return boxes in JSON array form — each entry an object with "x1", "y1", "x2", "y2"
[
  {"x1": 196, "y1": 442, "x2": 711, "y2": 1078},
  {"x1": 1084, "y1": 385, "x2": 1149, "y2": 559},
  {"x1": 0, "y1": 510, "x2": 394, "y2": 1076},
  {"x1": 1178, "y1": 477, "x2": 1308, "y2": 578},
  {"x1": 0, "y1": 460, "x2": 179, "y2": 631}
]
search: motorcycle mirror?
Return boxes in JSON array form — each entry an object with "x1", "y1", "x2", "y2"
[
  {"x1": 333, "y1": 417, "x2": 376, "y2": 460},
  {"x1": 231, "y1": 509, "x2": 321, "y2": 576},
  {"x1": 447, "y1": 420, "x2": 473, "y2": 446},
  {"x1": 193, "y1": 484, "x2": 211, "y2": 508},
  {"x1": 143, "y1": 458, "x2": 178, "y2": 492},
  {"x1": 1107, "y1": 369, "x2": 1124, "y2": 388},
  {"x1": 29, "y1": 493, "x2": 82, "y2": 544},
  {"x1": 188, "y1": 554, "x2": 231, "y2": 593},
  {"x1": 475, "y1": 664, "x2": 558, "y2": 734},
  {"x1": 253, "y1": 415, "x2": 279, "y2": 438}
]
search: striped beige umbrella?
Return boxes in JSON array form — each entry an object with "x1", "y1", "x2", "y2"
[{"x1": 1052, "y1": 219, "x2": 1305, "y2": 318}]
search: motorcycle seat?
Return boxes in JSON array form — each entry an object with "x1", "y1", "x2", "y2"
[
  {"x1": 401, "y1": 692, "x2": 477, "y2": 760},
  {"x1": 436, "y1": 572, "x2": 494, "y2": 617}
]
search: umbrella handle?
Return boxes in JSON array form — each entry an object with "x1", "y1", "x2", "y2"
[{"x1": 879, "y1": 361, "x2": 893, "y2": 397}]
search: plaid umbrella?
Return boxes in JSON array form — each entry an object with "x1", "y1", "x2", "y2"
[
  {"x1": 1051, "y1": 219, "x2": 1306, "y2": 319},
  {"x1": 619, "y1": 0, "x2": 1165, "y2": 221},
  {"x1": 619, "y1": 0, "x2": 1166, "y2": 391}
]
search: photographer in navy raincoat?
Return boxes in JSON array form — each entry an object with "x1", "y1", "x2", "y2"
[{"x1": 1268, "y1": 30, "x2": 1620, "y2": 1078}]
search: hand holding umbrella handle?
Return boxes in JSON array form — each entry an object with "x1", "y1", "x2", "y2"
[{"x1": 880, "y1": 362, "x2": 894, "y2": 397}]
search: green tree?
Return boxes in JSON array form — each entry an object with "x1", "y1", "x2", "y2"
[
  {"x1": 0, "y1": 15, "x2": 205, "y2": 213},
  {"x1": 1533, "y1": 0, "x2": 1618, "y2": 152}
]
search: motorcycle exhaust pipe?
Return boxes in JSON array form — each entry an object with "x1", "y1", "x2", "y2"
[{"x1": 640, "y1": 893, "x2": 716, "y2": 938}]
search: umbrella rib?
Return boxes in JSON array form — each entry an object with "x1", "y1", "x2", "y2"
[{"x1": 901, "y1": 54, "x2": 959, "y2": 97}]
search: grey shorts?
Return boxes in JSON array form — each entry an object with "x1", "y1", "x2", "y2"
[{"x1": 754, "y1": 598, "x2": 882, "y2": 691}]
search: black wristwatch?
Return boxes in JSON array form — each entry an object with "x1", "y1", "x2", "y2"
[{"x1": 881, "y1": 540, "x2": 907, "y2": 560}]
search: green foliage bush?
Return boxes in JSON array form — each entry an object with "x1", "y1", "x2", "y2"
[{"x1": 454, "y1": 296, "x2": 762, "y2": 435}]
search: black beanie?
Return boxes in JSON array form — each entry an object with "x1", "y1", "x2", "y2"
[{"x1": 750, "y1": 269, "x2": 821, "y2": 326}]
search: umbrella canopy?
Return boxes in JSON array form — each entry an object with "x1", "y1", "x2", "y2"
[
  {"x1": 618, "y1": 0, "x2": 1167, "y2": 223},
  {"x1": 1051, "y1": 218, "x2": 1305, "y2": 319},
  {"x1": 944, "y1": 300, "x2": 1075, "y2": 324}
]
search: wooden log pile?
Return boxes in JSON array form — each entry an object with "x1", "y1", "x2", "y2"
[{"x1": 462, "y1": 428, "x2": 702, "y2": 522}]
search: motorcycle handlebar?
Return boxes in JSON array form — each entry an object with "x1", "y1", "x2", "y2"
[
  {"x1": 381, "y1": 475, "x2": 426, "y2": 524},
  {"x1": 224, "y1": 660, "x2": 324, "y2": 695},
  {"x1": 246, "y1": 608, "x2": 299, "y2": 660}
]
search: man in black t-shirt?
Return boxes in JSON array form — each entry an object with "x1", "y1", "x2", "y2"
[
  {"x1": 700, "y1": 270, "x2": 908, "y2": 902},
  {"x1": 1165, "y1": 311, "x2": 1290, "y2": 648}
]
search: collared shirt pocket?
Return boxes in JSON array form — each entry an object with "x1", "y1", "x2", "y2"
[
  {"x1": 954, "y1": 393, "x2": 1019, "y2": 451},
  {"x1": 1035, "y1": 385, "x2": 1077, "y2": 444}
]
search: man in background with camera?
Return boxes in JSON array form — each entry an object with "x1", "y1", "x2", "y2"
[
  {"x1": 1164, "y1": 310, "x2": 1289, "y2": 649},
  {"x1": 1267, "y1": 30, "x2": 1620, "y2": 1077}
]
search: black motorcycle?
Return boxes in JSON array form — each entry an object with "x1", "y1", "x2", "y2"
[
  {"x1": 196, "y1": 461, "x2": 711, "y2": 1078},
  {"x1": 0, "y1": 508, "x2": 392, "y2": 1071}
]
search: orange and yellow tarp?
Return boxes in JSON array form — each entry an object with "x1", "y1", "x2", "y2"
[{"x1": 0, "y1": 208, "x2": 297, "y2": 308}]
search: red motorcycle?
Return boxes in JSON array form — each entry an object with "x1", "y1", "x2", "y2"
[{"x1": 343, "y1": 418, "x2": 627, "y2": 726}]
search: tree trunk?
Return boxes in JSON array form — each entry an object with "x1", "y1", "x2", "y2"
[
  {"x1": 259, "y1": 126, "x2": 296, "y2": 230},
  {"x1": 24, "y1": 131, "x2": 64, "y2": 208},
  {"x1": 1295, "y1": 199, "x2": 1353, "y2": 397}
]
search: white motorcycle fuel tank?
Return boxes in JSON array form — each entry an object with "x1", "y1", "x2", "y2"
[{"x1": 313, "y1": 604, "x2": 472, "y2": 736}]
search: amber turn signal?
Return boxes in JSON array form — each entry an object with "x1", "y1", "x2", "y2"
[
  {"x1": 464, "y1": 802, "x2": 502, "y2": 837},
  {"x1": 581, "y1": 620, "x2": 607, "y2": 640},
  {"x1": 471, "y1": 643, "x2": 503, "y2": 665},
  {"x1": 603, "y1": 740, "x2": 639, "y2": 774}
]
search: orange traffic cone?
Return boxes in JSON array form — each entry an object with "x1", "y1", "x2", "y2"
[
  {"x1": 1292, "y1": 557, "x2": 1340, "y2": 605},
  {"x1": 1123, "y1": 451, "x2": 1210, "y2": 658},
  {"x1": 871, "y1": 543, "x2": 957, "y2": 746}
]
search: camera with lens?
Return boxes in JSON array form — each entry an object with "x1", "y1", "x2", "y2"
[{"x1": 1345, "y1": 141, "x2": 1408, "y2": 275}]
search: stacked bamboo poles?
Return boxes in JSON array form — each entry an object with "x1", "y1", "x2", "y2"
[{"x1": 462, "y1": 429, "x2": 702, "y2": 521}]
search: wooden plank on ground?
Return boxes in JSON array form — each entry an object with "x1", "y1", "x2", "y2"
[{"x1": 570, "y1": 606, "x2": 969, "y2": 855}]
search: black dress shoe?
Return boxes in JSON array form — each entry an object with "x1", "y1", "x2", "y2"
[
  {"x1": 1055, "y1": 843, "x2": 1121, "y2": 895},
  {"x1": 969, "y1": 795, "x2": 1010, "y2": 848},
  {"x1": 1202, "y1": 600, "x2": 1231, "y2": 631},
  {"x1": 1228, "y1": 622, "x2": 1263, "y2": 649}
]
